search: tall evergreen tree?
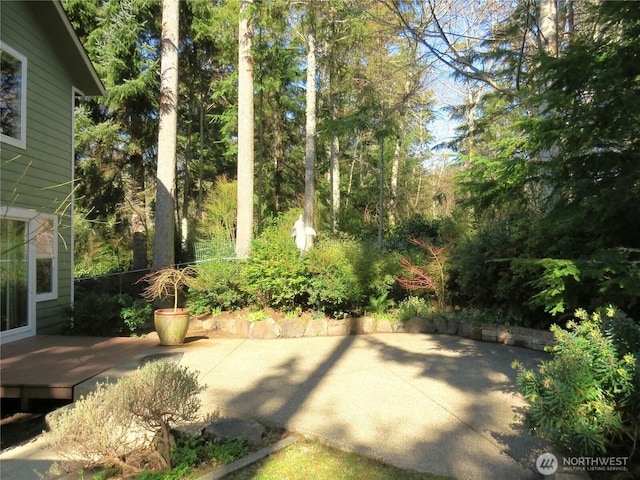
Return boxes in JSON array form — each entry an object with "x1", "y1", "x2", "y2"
[
  {"x1": 65, "y1": 0, "x2": 160, "y2": 271},
  {"x1": 152, "y1": 0, "x2": 180, "y2": 269},
  {"x1": 530, "y1": 0, "x2": 640, "y2": 250},
  {"x1": 303, "y1": 5, "x2": 317, "y2": 251},
  {"x1": 236, "y1": 0, "x2": 255, "y2": 259}
]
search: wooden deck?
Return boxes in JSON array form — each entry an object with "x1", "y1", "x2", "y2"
[{"x1": 1, "y1": 335, "x2": 160, "y2": 409}]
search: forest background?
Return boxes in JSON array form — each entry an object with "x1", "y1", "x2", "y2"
[{"x1": 65, "y1": 0, "x2": 639, "y2": 329}]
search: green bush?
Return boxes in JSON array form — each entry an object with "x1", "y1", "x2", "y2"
[
  {"x1": 189, "y1": 213, "x2": 406, "y2": 317},
  {"x1": 240, "y1": 213, "x2": 311, "y2": 310},
  {"x1": 69, "y1": 293, "x2": 149, "y2": 336},
  {"x1": 121, "y1": 299, "x2": 153, "y2": 332},
  {"x1": 514, "y1": 306, "x2": 639, "y2": 456},
  {"x1": 307, "y1": 239, "x2": 364, "y2": 317},
  {"x1": 509, "y1": 257, "x2": 581, "y2": 316},
  {"x1": 365, "y1": 291, "x2": 396, "y2": 317},
  {"x1": 448, "y1": 218, "x2": 539, "y2": 324},
  {"x1": 449, "y1": 214, "x2": 640, "y2": 327},
  {"x1": 396, "y1": 296, "x2": 432, "y2": 323},
  {"x1": 188, "y1": 260, "x2": 248, "y2": 314},
  {"x1": 348, "y1": 240, "x2": 404, "y2": 305},
  {"x1": 196, "y1": 175, "x2": 237, "y2": 247},
  {"x1": 73, "y1": 212, "x2": 131, "y2": 278},
  {"x1": 384, "y1": 215, "x2": 441, "y2": 249}
]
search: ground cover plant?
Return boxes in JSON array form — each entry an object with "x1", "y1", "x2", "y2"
[{"x1": 130, "y1": 435, "x2": 251, "y2": 480}]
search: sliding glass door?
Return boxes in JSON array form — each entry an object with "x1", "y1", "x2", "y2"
[{"x1": 0, "y1": 218, "x2": 30, "y2": 334}]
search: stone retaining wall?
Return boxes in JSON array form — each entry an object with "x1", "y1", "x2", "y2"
[{"x1": 191, "y1": 314, "x2": 555, "y2": 352}]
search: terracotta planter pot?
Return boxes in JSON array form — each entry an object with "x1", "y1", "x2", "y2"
[{"x1": 154, "y1": 308, "x2": 190, "y2": 346}]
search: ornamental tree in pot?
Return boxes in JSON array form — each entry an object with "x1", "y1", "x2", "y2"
[{"x1": 140, "y1": 266, "x2": 197, "y2": 345}]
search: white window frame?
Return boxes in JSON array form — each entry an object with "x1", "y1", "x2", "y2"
[
  {"x1": 1, "y1": 41, "x2": 27, "y2": 149},
  {"x1": 0, "y1": 208, "x2": 58, "y2": 301},
  {"x1": 34, "y1": 214, "x2": 58, "y2": 302}
]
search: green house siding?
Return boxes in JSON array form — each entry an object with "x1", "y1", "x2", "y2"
[{"x1": 2, "y1": 1, "x2": 79, "y2": 336}]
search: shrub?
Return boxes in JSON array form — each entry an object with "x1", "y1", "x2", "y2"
[
  {"x1": 118, "y1": 361, "x2": 205, "y2": 469},
  {"x1": 509, "y1": 257, "x2": 581, "y2": 316},
  {"x1": 196, "y1": 175, "x2": 237, "y2": 246},
  {"x1": 397, "y1": 238, "x2": 450, "y2": 309},
  {"x1": 130, "y1": 435, "x2": 249, "y2": 480},
  {"x1": 190, "y1": 213, "x2": 407, "y2": 316},
  {"x1": 307, "y1": 239, "x2": 364, "y2": 317},
  {"x1": 449, "y1": 214, "x2": 640, "y2": 327},
  {"x1": 365, "y1": 291, "x2": 395, "y2": 317},
  {"x1": 47, "y1": 382, "x2": 144, "y2": 477},
  {"x1": 396, "y1": 296, "x2": 432, "y2": 323},
  {"x1": 74, "y1": 246, "x2": 128, "y2": 277},
  {"x1": 240, "y1": 213, "x2": 311, "y2": 310},
  {"x1": 171, "y1": 435, "x2": 248, "y2": 472},
  {"x1": 69, "y1": 293, "x2": 148, "y2": 336},
  {"x1": 513, "y1": 306, "x2": 639, "y2": 456},
  {"x1": 48, "y1": 361, "x2": 205, "y2": 476},
  {"x1": 384, "y1": 215, "x2": 441, "y2": 249},
  {"x1": 121, "y1": 299, "x2": 153, "y2": 332},
  {"x1": 448, "y1": 218, "x2": 538, "y2": 323},
  {"x1": 188, "y1": 260, "x2": 247, "y2": 314},
  {"x1": 348, "y1": 240, "x2": 404, "y2": 304}
]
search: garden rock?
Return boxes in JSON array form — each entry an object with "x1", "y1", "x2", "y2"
[
  {"x1": 280, "y1": 318, "x2": 306, "y2": 338},
  {"x1": 375, "y1": 319, "x2": 394, "y2": 333},
  {"x1": 202, "y1": 418, "x2": 265, "y2": 446},
  {"x1": 328, "y1": 319, "x2": 348, "y2": 336},
  {"x1": 458, "y1": 322, "x2": 482, "y2": 340},
  {"x1": 230, "y1": 318, "x2": 251, "y2": 337},
  {"x1": 357, "y1": 316, "x2": 377, "y2": 333},
  {"x1": 251, "y1": 318, "x2": 282, "y2": 339},
  {"x1": 402, "y1": 317, "x2": 429, "y2": 333},
  {"x1": 303, "y1": 318, "x2": 327, "y2": 337}
]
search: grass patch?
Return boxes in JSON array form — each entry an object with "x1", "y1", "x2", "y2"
[{"x1": 225, "y1": 438, "x2": 455, "y2": 480}]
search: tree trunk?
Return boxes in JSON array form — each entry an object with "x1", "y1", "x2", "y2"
[
  {"x1": 130, "y1": 155, "x2": 148, "y2": 270},
  {"x1": 329, "y1": 132, "x2": 340, "y2": 233},
  {"x1": 152, "y1": 0, "x2": 179, "y2": 269},
  {"x1": 329, "y1": 74, "x2": 340, "y2": 234},
  {"x1": 346, "y1": 134, "x2": 359, "y2": 207},
  {"x1": 377, "y1": 137, "x2": 384, "y2": 246},
  {"x1": 539, "y1": 0, "x2": 567, "y2": 56},
  {"x1": 181, "y1": 111, "x2": 192, "y2": 255},
  {"x1": 389, "y1": 135, "x2": 401, "y2": 227},
  {"x1": 325, "y1": 34, "x2": 340, "y2": 234},
  {"x1": 236, "y1": 0, "x2": 255, "y2": 259},
  {"x1": 304, "y1": 17, "x2": 317, "y2": 250},
  {"x1": 196, "y1": 99, "x2": 204, "y2": 217}
]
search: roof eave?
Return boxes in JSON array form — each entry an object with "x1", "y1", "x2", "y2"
[{"x1": 43, "y1": 0, "x2": 106, "y2": 97}]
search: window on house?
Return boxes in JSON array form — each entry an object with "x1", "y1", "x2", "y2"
[
  {"x1": 1, "y1": 42, "x2": 27, "y2": 149},
  {"x1": 34, "y1": 216, "x2": 57, "y2": 301}
]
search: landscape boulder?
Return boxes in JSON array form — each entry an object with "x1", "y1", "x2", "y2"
[{"x1": 202, "y1": 418, "x2": 265, "y2": 446}]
